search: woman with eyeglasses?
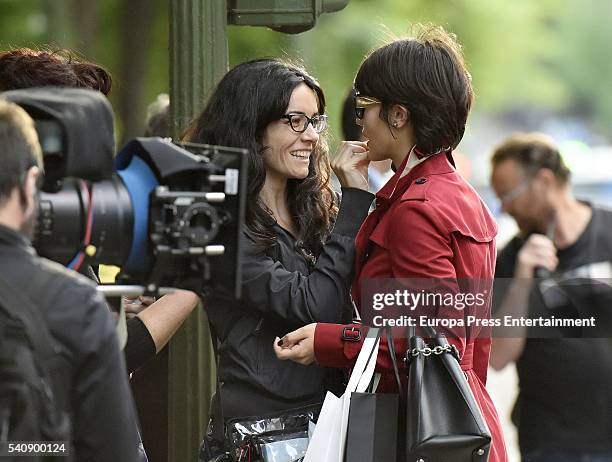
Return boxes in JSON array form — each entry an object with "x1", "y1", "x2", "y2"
[
  {"x1": 186, "y1": 58, "x2": 374, "y2": 460},
  {"x1": 274, "y1": 26, "x2": 508, "y2": 461}
]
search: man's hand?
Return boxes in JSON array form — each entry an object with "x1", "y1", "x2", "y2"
[
  {"x1": 273, "y1": 323, "x2": 317, "y2": 365},
  {"x1": 515, "y1": 234, "x2": 558, "y2": 278}
]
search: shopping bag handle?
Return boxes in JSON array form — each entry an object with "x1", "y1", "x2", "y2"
[{"x1": 347, "y1": 327, "x2": 380, "y2": 394}]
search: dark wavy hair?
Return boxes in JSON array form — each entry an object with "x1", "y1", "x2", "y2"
[
  {"x1": 186, "y1": 58, "x2": 337, "y2": 258},
  {"x1": 0, "y1": 48, "x2": 112, "y2": 95},
  {"x1": 354, "y1": 25, "x2": 473, "y2": 156}
]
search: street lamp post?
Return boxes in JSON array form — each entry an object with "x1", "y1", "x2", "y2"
[{"x1": 168, "y1": 2, "x2": 228, "y2": 460}]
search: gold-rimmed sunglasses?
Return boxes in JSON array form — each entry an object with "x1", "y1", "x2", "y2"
[{"x1": 354, "y1": 92, "x2": 381, "y2": 119}]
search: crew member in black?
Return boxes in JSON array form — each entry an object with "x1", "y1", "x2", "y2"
[
  {"x1": 186, "y1": 59, "x2": 373, "y2": 419},
  {"x1": 0, "y1": 99, "x2": 140, "y2": 461},
  {"x1": 490, "y1": 133, "x2": 612, "y2": 462}
]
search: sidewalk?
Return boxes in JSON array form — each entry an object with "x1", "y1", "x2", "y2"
[{"x1": 488, "y1": 367, "x2": 521, "y2": 462}]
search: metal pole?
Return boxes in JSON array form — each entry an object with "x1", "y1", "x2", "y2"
[
  {"x1": 168, "y1": 1, "x2": 228, "y2": 460},
  {"x1": 170, "y1": 0, "x2": 228, "y2": 138}
]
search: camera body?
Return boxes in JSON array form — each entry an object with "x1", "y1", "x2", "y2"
[{"x1": 2, "y1": 87, "x2": 247, "y2": 297}]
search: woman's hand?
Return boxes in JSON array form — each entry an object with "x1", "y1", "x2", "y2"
[
  {"x1": 122, "y1": 295, "x2": 156, "y2": 319},
  {"x1": 331, "y1": 141, "x2": 370, "y2": 191},
  {"x1": 273, "y1": 323, "x2": 317, "y2": 365}
]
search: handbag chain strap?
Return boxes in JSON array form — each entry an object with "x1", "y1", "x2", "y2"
[
  {"x1": 408, "y1": 344, "x2": 459, "y2": 359},
  {"x1": 404, "y1": 323, "x2": 461, "y2": 364}
]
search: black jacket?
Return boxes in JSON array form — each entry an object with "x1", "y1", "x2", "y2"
[
  {"x1": 206, "y1": 187, "x2": 374, "y2": 418},
  {"x1": 0, "y1": 224, "x2": 140, "y2": 461}
]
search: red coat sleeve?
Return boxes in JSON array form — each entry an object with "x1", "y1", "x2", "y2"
[
  {"x1": 314, "y1": 322, "x2": 406, "y2": 381},
  {"x1": 314, "y1": 324, "x2": 467, "y2": 374},
  {"x1": 314, "y1": 322, "x2": 366, "y2": 368}
]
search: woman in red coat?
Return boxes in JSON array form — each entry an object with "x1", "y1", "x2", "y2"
[{"x1": 274, "y1": 25, "x2": 508, "y2": 462}]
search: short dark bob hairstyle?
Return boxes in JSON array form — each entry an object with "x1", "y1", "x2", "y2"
[
  {"x1": 186, "y1": 58, "x2": 336, "y2": 258},
  {"x1": 354, "y1": 25, "x2": 473, "y2": 156}
]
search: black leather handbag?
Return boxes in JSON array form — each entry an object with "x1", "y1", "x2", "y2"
[{"x1": 404, "y1": 325, "x2": 491, "y2": 462}]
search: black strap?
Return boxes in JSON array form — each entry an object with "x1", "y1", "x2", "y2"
[
  {"x1": 207, "y1": 322, "x2": 225, "y2": 442},
  {"x1": 362, "y1": 327, "x2": 402, "y2": 394},
  {"x1": 422, "y1": 324, "x2": 437, "y2": 338},
  {"x1": 385, "y1": 327, "x2": 403, "y2": 394},
  {"x1": 407, "y1": 322, "x2": 415, "y2": 340},
  {"x1": 406, "y1": 322, "x2": 437, "y2": 340}
]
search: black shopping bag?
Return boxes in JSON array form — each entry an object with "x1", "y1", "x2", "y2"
[
  {"x1": 344, "y1": 391, "x2": 399, "y2": 462},
  {"x1": 344, "y1": 327, "x2": 402, "y2": 462}
]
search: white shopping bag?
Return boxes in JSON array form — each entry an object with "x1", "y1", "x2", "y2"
[
  {"x1": 304, "y1": 328, "x2": 380, "y2": 462},
  {"x1": 302, "y1": 391, "x2": 342, "y2": 461}
]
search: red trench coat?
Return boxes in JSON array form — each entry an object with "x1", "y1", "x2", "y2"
[{"x1": 314, "y1": 151, "x2": 508, "y2": 462}]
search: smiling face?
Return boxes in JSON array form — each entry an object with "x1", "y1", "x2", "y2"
[{"x1": 261, "y1": 83, "x2": 321, "y2": 184}]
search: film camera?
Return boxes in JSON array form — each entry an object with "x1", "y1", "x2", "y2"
[{"x1": 2, "y1": 87, "x2": 247, "y2": 297}]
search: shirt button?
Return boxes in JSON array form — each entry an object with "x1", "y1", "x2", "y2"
[{"x1": 415, "y1": 178, "x2": 427, "y2": 184}]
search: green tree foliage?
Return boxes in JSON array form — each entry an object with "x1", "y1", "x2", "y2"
[
  {"x1": 0, "y1": 0, "x2": 48, "y2": 45},
  {"x1": 222, "y1": 0, "x2": 576, "y2": 143},
  {"x1": 1, "y1": 0, "x2": 612, "y2": 141},
  {"x1": 552, "y1": 0, "x2": 612, "y2": 135}
]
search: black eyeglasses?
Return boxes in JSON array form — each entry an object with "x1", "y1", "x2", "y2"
[
  {"x1": 280, "y1": 113, "x2": 328, "y2": 134},
  {"x1": 354, "y1": 94, "x2": 382, "y2": 119}
]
